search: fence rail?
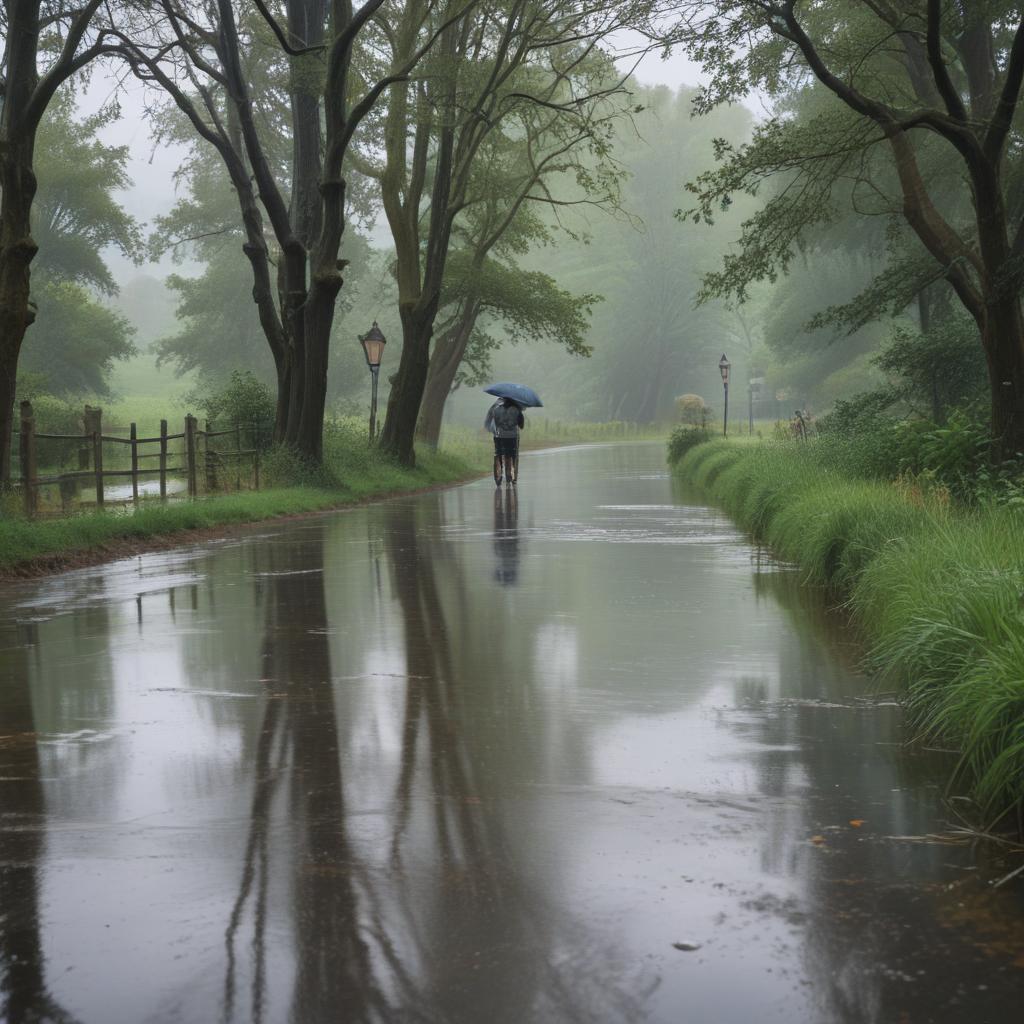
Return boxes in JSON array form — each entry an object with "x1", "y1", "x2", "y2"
[{"x1": 13, "y1": 402, "x2": 268, "y2": 518}]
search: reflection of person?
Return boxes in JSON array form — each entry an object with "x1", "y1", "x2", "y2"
[
  {"x1": 493, "y1": 486, "x2": 520, "y2": 586},
  {"x1": 484, "y1": 398, "x2": 525, "y2": 486}
]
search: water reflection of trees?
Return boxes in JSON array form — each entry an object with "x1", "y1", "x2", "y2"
[
  {"x1": 0, "y1": 624, "x2": 80, "y2": 1023},
  {"x1": 224, "y1": 503, "x2": 646, "y2": 1023},
  {"x1": 383, "y1": 501, "x2": 646, "y2": 1023},
  {"x1": 223, "y1": 529, "x2": 398, "y2": 1023}
]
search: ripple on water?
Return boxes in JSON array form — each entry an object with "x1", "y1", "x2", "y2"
[{"x1": 530, "y1": 504, "x2": 745, "y2": 545}]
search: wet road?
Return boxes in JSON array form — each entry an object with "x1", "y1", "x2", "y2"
[{"x1": 1, "y1": 443, "x2": 1022, "y2": 1023}]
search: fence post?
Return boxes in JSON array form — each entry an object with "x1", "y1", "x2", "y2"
[
  {"x1": 159, "y1": 419, "x2": 168, "y2": 500},
  {"x1": 84, "y1": 406, "x2": 104, "y2": 508},
  {"x1": 253, "y1": 421, "x2": 261, "y2": 490},
  {"x1": 130, "y1": 422, "x2": 139, "y2": 504},
  {"x1": 19, "y1": 400, "x2": 36, "y2": 517},
  {"x1": 204, "y1": 418, "x2": 217, "y2": 491},
  {"x1": 80, "y1": 404, "x2": 96, "y2": 472},
  {"x1": 185, "y1": 414, "x2": 197, "y2": 498}
]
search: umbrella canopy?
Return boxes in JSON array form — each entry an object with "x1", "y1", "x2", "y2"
[{"x1": 484, "y1": 382, "x2": 543, "y2": 408}]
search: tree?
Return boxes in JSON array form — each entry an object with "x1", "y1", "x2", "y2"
[
  {"x1": 873, "y1": 309, "x2": 986, "y2": 422},
  {"x1": 660, "y1": 1, "x2": 1024, "y2": 457},
  {"x1": 0, "y1": 0, "x2": 116, "y2": 484},
  {"x1": 151, "y1": 140, "x2": 373, "y2": 388},
  {"x1": 19, "y1": 281, "x2": 135, "y2": 395},
  {"x1": 113, "y1": 0, "x2": 471, "y2": 461},
  {"x1": 150, "y1": 145, "x2": 285, "y2": 385},
  {"x1": 416, "y1": 206, "x2": 599, "y2": 447},
  {"x1": 19, "y1": 92, "x2": 139, "y2": 395},
  {"x1": 757, "y1": 249, "x2": 890, "y2": 409},
  {"x1": 509, "y1": 84, "x2": 755, "y2": 422},
  {"x1": 363, "y1": 0, "x2": 634, "y2": 465}
]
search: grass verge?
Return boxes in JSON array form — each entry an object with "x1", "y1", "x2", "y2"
[
  {"x1": 671, "y1": 436, "x2": 1024, "y2": 826},
  {"x1": 0, "y1": 440, "x2": 488, "y2": 578},
  {"x1": 3, "y1": 416, "x2": 661, "y2": 576}
]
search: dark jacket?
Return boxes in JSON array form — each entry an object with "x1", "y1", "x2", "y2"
[{"x1": 485, "y1": 400, "x2": 525, "y2": 439}]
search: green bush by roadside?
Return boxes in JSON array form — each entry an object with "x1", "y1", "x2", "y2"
[
  {"x1": 667, "y1": 425, "x2": 710, "y2": 465},
  {"x1": 816, "y1": 405, "x2": 1024, "y2": 504},
  {"x1": 671, "y1": 436, "x2": 1024, "y2": 826}
]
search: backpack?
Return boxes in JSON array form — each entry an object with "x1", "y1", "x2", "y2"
[{"x1": 491, "y1": 402, "x2": 521, "y2": 434}]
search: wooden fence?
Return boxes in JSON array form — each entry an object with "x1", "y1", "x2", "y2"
[{"x1": 15, "y1": 402, "x2": 265, "y2": 518}]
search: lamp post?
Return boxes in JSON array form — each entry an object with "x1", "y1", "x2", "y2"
[
  {"x1": 359, "y1": 321, "x2": 386, "y2": 440},
  {"x1": 718, "y1": 353, "x2": 731, "y2": 437}
]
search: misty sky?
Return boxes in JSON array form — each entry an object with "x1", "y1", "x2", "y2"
[{"x1": 85, "y1": 38, "x2": 716, "y2": 286}]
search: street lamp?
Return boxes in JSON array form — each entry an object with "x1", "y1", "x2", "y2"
[
  {"x1": 718, "y1": 353, "x2": 731, "y2": 437},
  {"x1": 359, "y1": 321, "x2": 387, "y2": 440}
]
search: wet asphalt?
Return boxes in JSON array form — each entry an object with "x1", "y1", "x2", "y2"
[{"x1": 1, "y1": 442, "x2": 1022, "y2": 1023}]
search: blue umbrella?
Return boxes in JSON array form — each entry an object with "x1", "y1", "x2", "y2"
[{"x1": 484, "y1": 381, "x2": 543, "y2": 408}]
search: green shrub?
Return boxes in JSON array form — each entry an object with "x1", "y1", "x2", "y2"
[
  {"x1": 666, "y1": 425, "x2": 709, "y2": 465},
  {"x1": 815, "y1": 403, "x2": 1024, "y2": 505},
  {"x1": 185, "y1": 370, "x2": 275, "y2": 441},
  {"x1": 261, "y1": 444, "x2": 340, "y2": 489},
  {"x1": 29, "y1": 394, "x2": 85, "y2": 469},
  {"x1": 674, "y1": 394, "x2": 708, "y2": 427},
  {"x1": 895, "y1": 412, "x2": 990, "y2": 494}
]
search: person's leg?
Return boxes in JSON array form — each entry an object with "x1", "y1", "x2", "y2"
[
  {"x1": 497, "y1": 437, "x2": 517, "y2": 484},
  {"x1": 493, "y1": 439, "x2": 503, "y2": 485}
]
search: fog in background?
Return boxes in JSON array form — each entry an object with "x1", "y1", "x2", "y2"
[{"x1": 56, "y1": 38, "x2": 852, "y2": 430}]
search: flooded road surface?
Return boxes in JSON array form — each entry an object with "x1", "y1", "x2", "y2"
[{"x1": 2, "y1": 443, "x2": 1022, "y2": 1023}]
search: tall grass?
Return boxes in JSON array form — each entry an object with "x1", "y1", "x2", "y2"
[{"x1": 673, "y1": 437, "x2": 1024, "y2": 824}]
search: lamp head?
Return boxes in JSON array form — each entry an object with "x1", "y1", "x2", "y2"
[{"x1": 360, "y1": 322, "x2": 386, "y2": 370}]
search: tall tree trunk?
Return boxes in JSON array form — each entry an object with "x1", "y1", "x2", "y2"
[
  {"x1": 971, "y1": 167, "x2": 1024, "y2": 460},
  {"x1": 416, "y1": 367, "x2": 454, "y2": 449},
  {"x1": 295, "y1": 278, "x2": 343, "y2": 461},
  {"x1": 379, "y1": 19, "x2": 458, "y2": 468},
  {"x1": 282, "y1": 0, "x2": 326, "y2": 456},
  {"x1": 278, "y1": 241, "x2": 311, "y2": 449},
  {"x1": 981, "y1": 297, "x2": 1024, "y2": 459},
  {"x1": 0, "y1": 147, "x2": 39, "y2": 487},
  {"x1": 0, "y1": 0, "x2": 43, "y2": 489},
  {"x1": 284, "y1": 322, "x2": 306, "y2": 445},
  {"x1": 917, "y1": 287, "x2": 945, "y2": 425},
  {"x1": 416, "y1": 303, "x2": 478, "y2": 447},
  {"x1": 274, "y1": 350, "x2": 292, "y2": 442},
  {"x1": 380, "y1": 304, "x2": 436, "y2": 466}
]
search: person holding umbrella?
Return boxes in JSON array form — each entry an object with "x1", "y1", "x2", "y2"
[
  {"x1": 485, "y1": 397, "x2": 524, "y2": 486},
  {"x1": 483, "y1": 382, "x2": 542, "y2": 486}
]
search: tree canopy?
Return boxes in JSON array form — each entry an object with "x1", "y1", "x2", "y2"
[
  {"x1": 19, "y1": 92, "x2": 138, "y2": 396},
  {"x1": 656, "y1": 0, "x2": 1024, "y2": 453}
]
